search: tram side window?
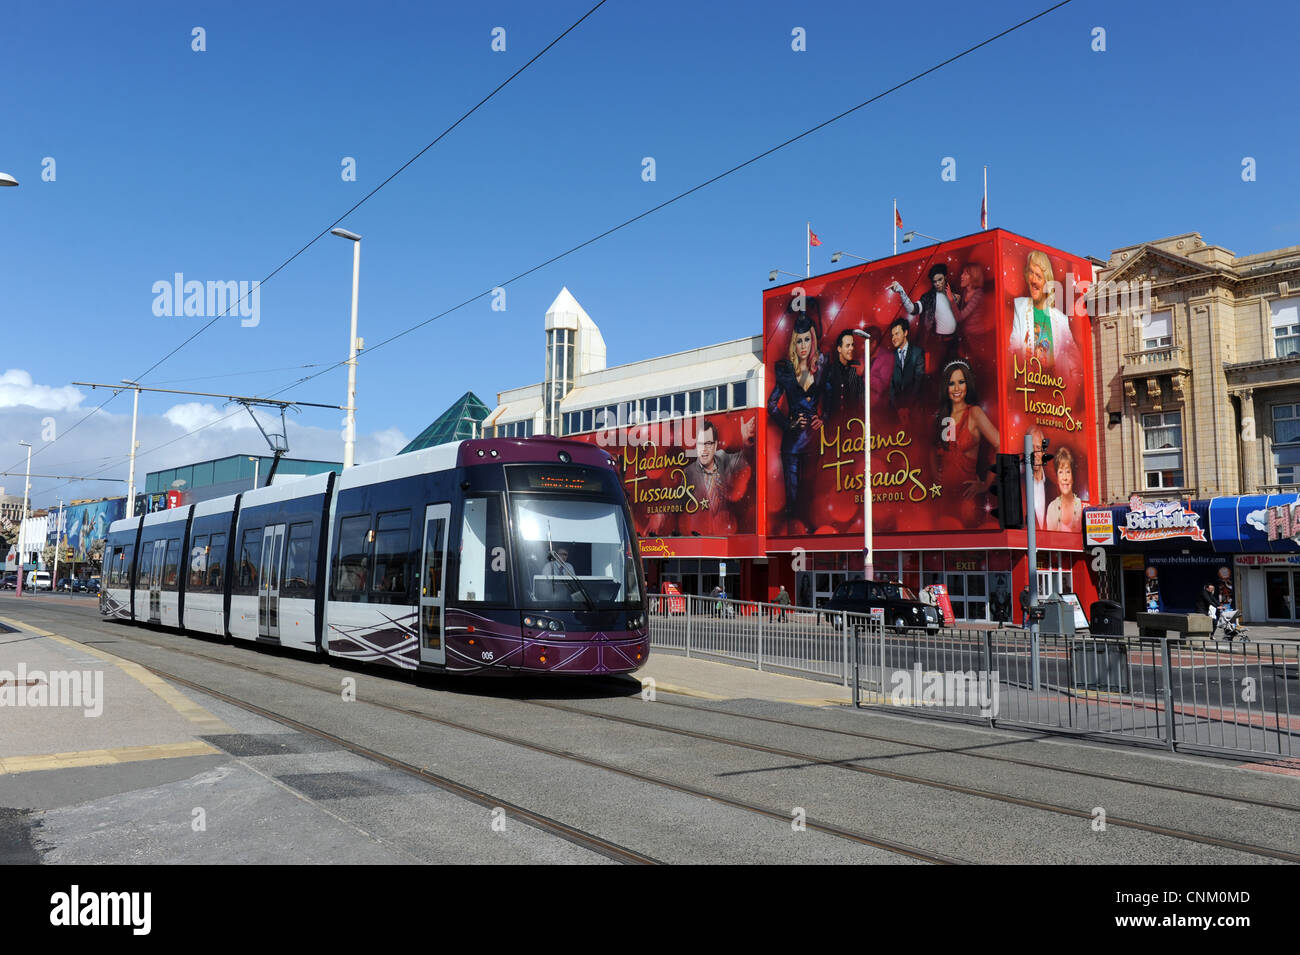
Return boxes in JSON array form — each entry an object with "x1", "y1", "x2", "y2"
[
  {"x1": 239, "y1": 529, "x2": 262, "y2": 590},
  {"x1": 334, "y1": 515, "x2": 371, "y2": 597},
  {"x1": 283, "y1": 523, "x2": 314, "y2": 597},
  {"x1": 162, "y1": 539, "x2": 181, "y2": 591},
  {"x1": 208, "y1": 534, "x2": 226, "y2": 590},
  {"x1": 121, "y1": 545, "x2": 134, "y2": 588},
  {"x1": 189, "y1": 535, "x2": 209, "y2": 589},
  {"x1": 371, "y1": 510, "x2": 411, "y2": 601},
  {"x1": 458, "y1": 497, "x2": 507, "y2": 603},
  {"x1": 137, "y1": 543, "x2": 154, "y2": 587}
]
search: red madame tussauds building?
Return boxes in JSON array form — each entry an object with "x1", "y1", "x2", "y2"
[{"x1": 573, "y1": 229, "x2": 1101, "y2": 625}]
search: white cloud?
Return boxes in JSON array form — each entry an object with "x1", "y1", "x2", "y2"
[
  {"x1": 163, "y1": 402, "x2": 257, "y2": 433},
  {"x1": 1, "y1": 397, "x2": 408, "y2": 509},
  {"x1": 0, "y1": 369, "x2": 84, "y2": 412}
]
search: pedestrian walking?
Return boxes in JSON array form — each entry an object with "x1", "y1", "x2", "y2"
[{"x1": 776, "y1": 584, "x2": 792, "y2": 622}]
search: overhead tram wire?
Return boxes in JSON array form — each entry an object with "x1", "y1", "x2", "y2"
[
  {"x1": 129, "y1": 0, "x2": 612, "y2": 387},
  {"x1": 242, "y1": 0, "x2": 1078, "y2": 393},
  {"x1": 33, "y1": 0, "x2": 1073, "y2": 500},
  {"x1": 5, "y1": 0, "x2": 611, "y2": 478}
]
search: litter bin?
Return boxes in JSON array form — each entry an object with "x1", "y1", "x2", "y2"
[
  {"x1": 1039, "y1": 597, "x2": 1075, "y2": 636},
  {"x1": 1071, "y1": 638, "x2": 1130, "y2": 692},
  {"x1": 1090, "y1": 600, "x2": 1124, "y2": 636}
]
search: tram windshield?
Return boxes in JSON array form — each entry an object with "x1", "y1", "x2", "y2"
[{"x1": 511, "y1": 495, "x2": 642, "y2": 610}]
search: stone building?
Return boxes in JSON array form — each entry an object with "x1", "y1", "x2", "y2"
[{"x1": 1091, "y1": 233, "x2": 1300, "y2": 501}]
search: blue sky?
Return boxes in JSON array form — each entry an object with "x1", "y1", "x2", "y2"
[{"x1": 2, "y1": 0, "x2": 1298, "y2": 508}]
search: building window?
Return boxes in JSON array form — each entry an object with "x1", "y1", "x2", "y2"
[
  {"x1": 1272, "y1": 296, "x2": 1300, "y2": 359},
  {"x1": 732, "y1": 381, "x2": 748, "y2": 408},
  {"x1": 1142, "y1": 309, "x2": 1172, "y2": 350},
  {"x1": 1142, "y1": 411, "x2": 1184, "y2": 488},
  {"x1": 1273, "y1": 403, "x2": 1300, "y2": 485}
]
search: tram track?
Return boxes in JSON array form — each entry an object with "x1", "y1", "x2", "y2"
[
  {"x1": 523, "y1": 698, "x2": 1300, "y2": 863},
  {"x1": 612, "y1": 696, "x2": 1300, "y2": 814},
  {"x1": 15, "y1": 615, "x2": 964, "y2": 864},
  {"x1": 11, "y1": 604, "x2": 1297, "y2": 863}
]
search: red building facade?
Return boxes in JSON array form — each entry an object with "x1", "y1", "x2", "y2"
[{"x1": 572, "y1": 229, "x2": 1101, "y2": 624}]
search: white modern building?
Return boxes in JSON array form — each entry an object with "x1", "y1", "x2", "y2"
[
  {"x1": 484, "y1": 287, "x2": 766, "y2": 598},
  {"x1": 486, "y1": 287, "x2": 762, "y2": 440}
]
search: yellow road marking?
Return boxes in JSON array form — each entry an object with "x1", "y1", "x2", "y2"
[
  {"x1": 0, "y1": 615, "x2": 233, "y2": 733},
  {"x1": 0, "y1": 740, "x2": 220, "y2": 775}
]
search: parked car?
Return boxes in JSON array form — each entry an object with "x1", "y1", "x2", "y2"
[
  {"x1": 86, "y1": 577, "x2": 101, "y2": 594},
  {"x1": 56, "y1": 577, "x2": 73, "y2": 592},
  {"x1": 822, "y1": 578, "x2": 940, "y2": 633},
  {"x1": 1, "y1": 573, "x2": 16, "y2": 590}
]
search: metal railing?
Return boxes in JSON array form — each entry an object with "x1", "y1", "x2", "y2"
[
  {"x1": 852, "y1": 626, "x2": 1299, "y2": 759},
  {"x1": 650, "y1": 594, "x2": 873, "y2": 686},
  {"x1": 649, "y1": 597, "x2": 1300, "y2": 757}
]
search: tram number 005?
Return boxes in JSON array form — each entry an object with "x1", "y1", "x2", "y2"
[{"x1": 481, "y1": 651, "x2": 494, "y2": 661}]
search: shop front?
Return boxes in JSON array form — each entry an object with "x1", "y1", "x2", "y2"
[
  {"x1": 1083, "y1": 498, "x2": 1222, "y2": 618},
  {"x1": 1208, "y1": 494, "x2": 1300, "y2": 623}
]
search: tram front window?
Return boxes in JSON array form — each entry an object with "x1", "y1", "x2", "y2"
[{"x1": 512, "y1": 496, "x2": 641, "y2": 610}]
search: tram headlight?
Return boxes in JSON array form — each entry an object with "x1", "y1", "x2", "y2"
[
  {"x1": 548, "y1": 619, "x2": 560, "y2": 631},
  {"x1": 558, "y1": 451, "x2": 572, "y2": 463}
]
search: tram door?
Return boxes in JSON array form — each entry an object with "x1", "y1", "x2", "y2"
[
  {"x1": 258, "y1": 524, "x2": 286, "y2": 640},
  {"x1": 419, "y1": 504, "x2": 449, "y2": 667},
  {"x1": 148, "y1": 539, "x2": 167, "y2": 623},
  {"x1": 136, "y1": 543, "x2": 153, "y2": 623}
]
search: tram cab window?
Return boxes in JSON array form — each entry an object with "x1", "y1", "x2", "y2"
[{"x1": 458, "y1": 497, "x2": 507, "y2": 603}]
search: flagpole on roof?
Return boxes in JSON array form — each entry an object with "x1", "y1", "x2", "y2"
[
  {"x1": 982, "y1": 165, "x2": 989, "y2": 230},
  {"x1": 806, "y1": 221, "x2": 811, "y2": 277},
  {"x1": 892, "y1": 199, "x2": 897, "y2": 256}
]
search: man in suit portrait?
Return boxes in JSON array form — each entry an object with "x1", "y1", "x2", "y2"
[
  {"x1": 888, "y1": 317, "x2": 924, "y2": 427},
  {"x1": 889, "y1": 264, "x2": 960, "y2": 371}
]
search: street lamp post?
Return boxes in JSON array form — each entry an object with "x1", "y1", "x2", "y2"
[
  {"x1": 248, "y1": 457, "x2": 260, "y2": 491},
  {"x1": 902, "y1": 231, "x2": 940, "y2": 245},
  {"x1": 850, "y1": 331, "x2": 873, "y2": 584},
  {"x1": 16, "y1": 440, "x2": 31, "y2": 597},
  {"x1": 122, "y1": 379, "x2": 141, "y2": 518},
  {"x1": 831, "y1": 251, "x2": 871, "y2": 265},
  {"x1": 768, "y1": 268, "x2": 803, "y2": 283},
  {"x1": 52, "y1": 499, "x2": 63, "y2": 592},
  {"x1": 331, "y1": 228, "x2": 362, "y2": 469}
]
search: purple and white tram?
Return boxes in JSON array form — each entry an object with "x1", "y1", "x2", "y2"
[{"x1": 102, "y1": 438, "x2": 650, "y2": 676}]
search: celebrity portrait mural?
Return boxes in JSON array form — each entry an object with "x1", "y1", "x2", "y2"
[
  {"x1": 762, "y1": 230, "x2": 1097, "y2": 545},
  {"x1": 569, "y1": 410, "x2": 759, "y2": 539},
  {"x1": 763, "y1": 232, "x2": 1002, "y2": 538},
  {"x1": 998, "y1": 235, "x2": 1097, "y2": 547}
]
